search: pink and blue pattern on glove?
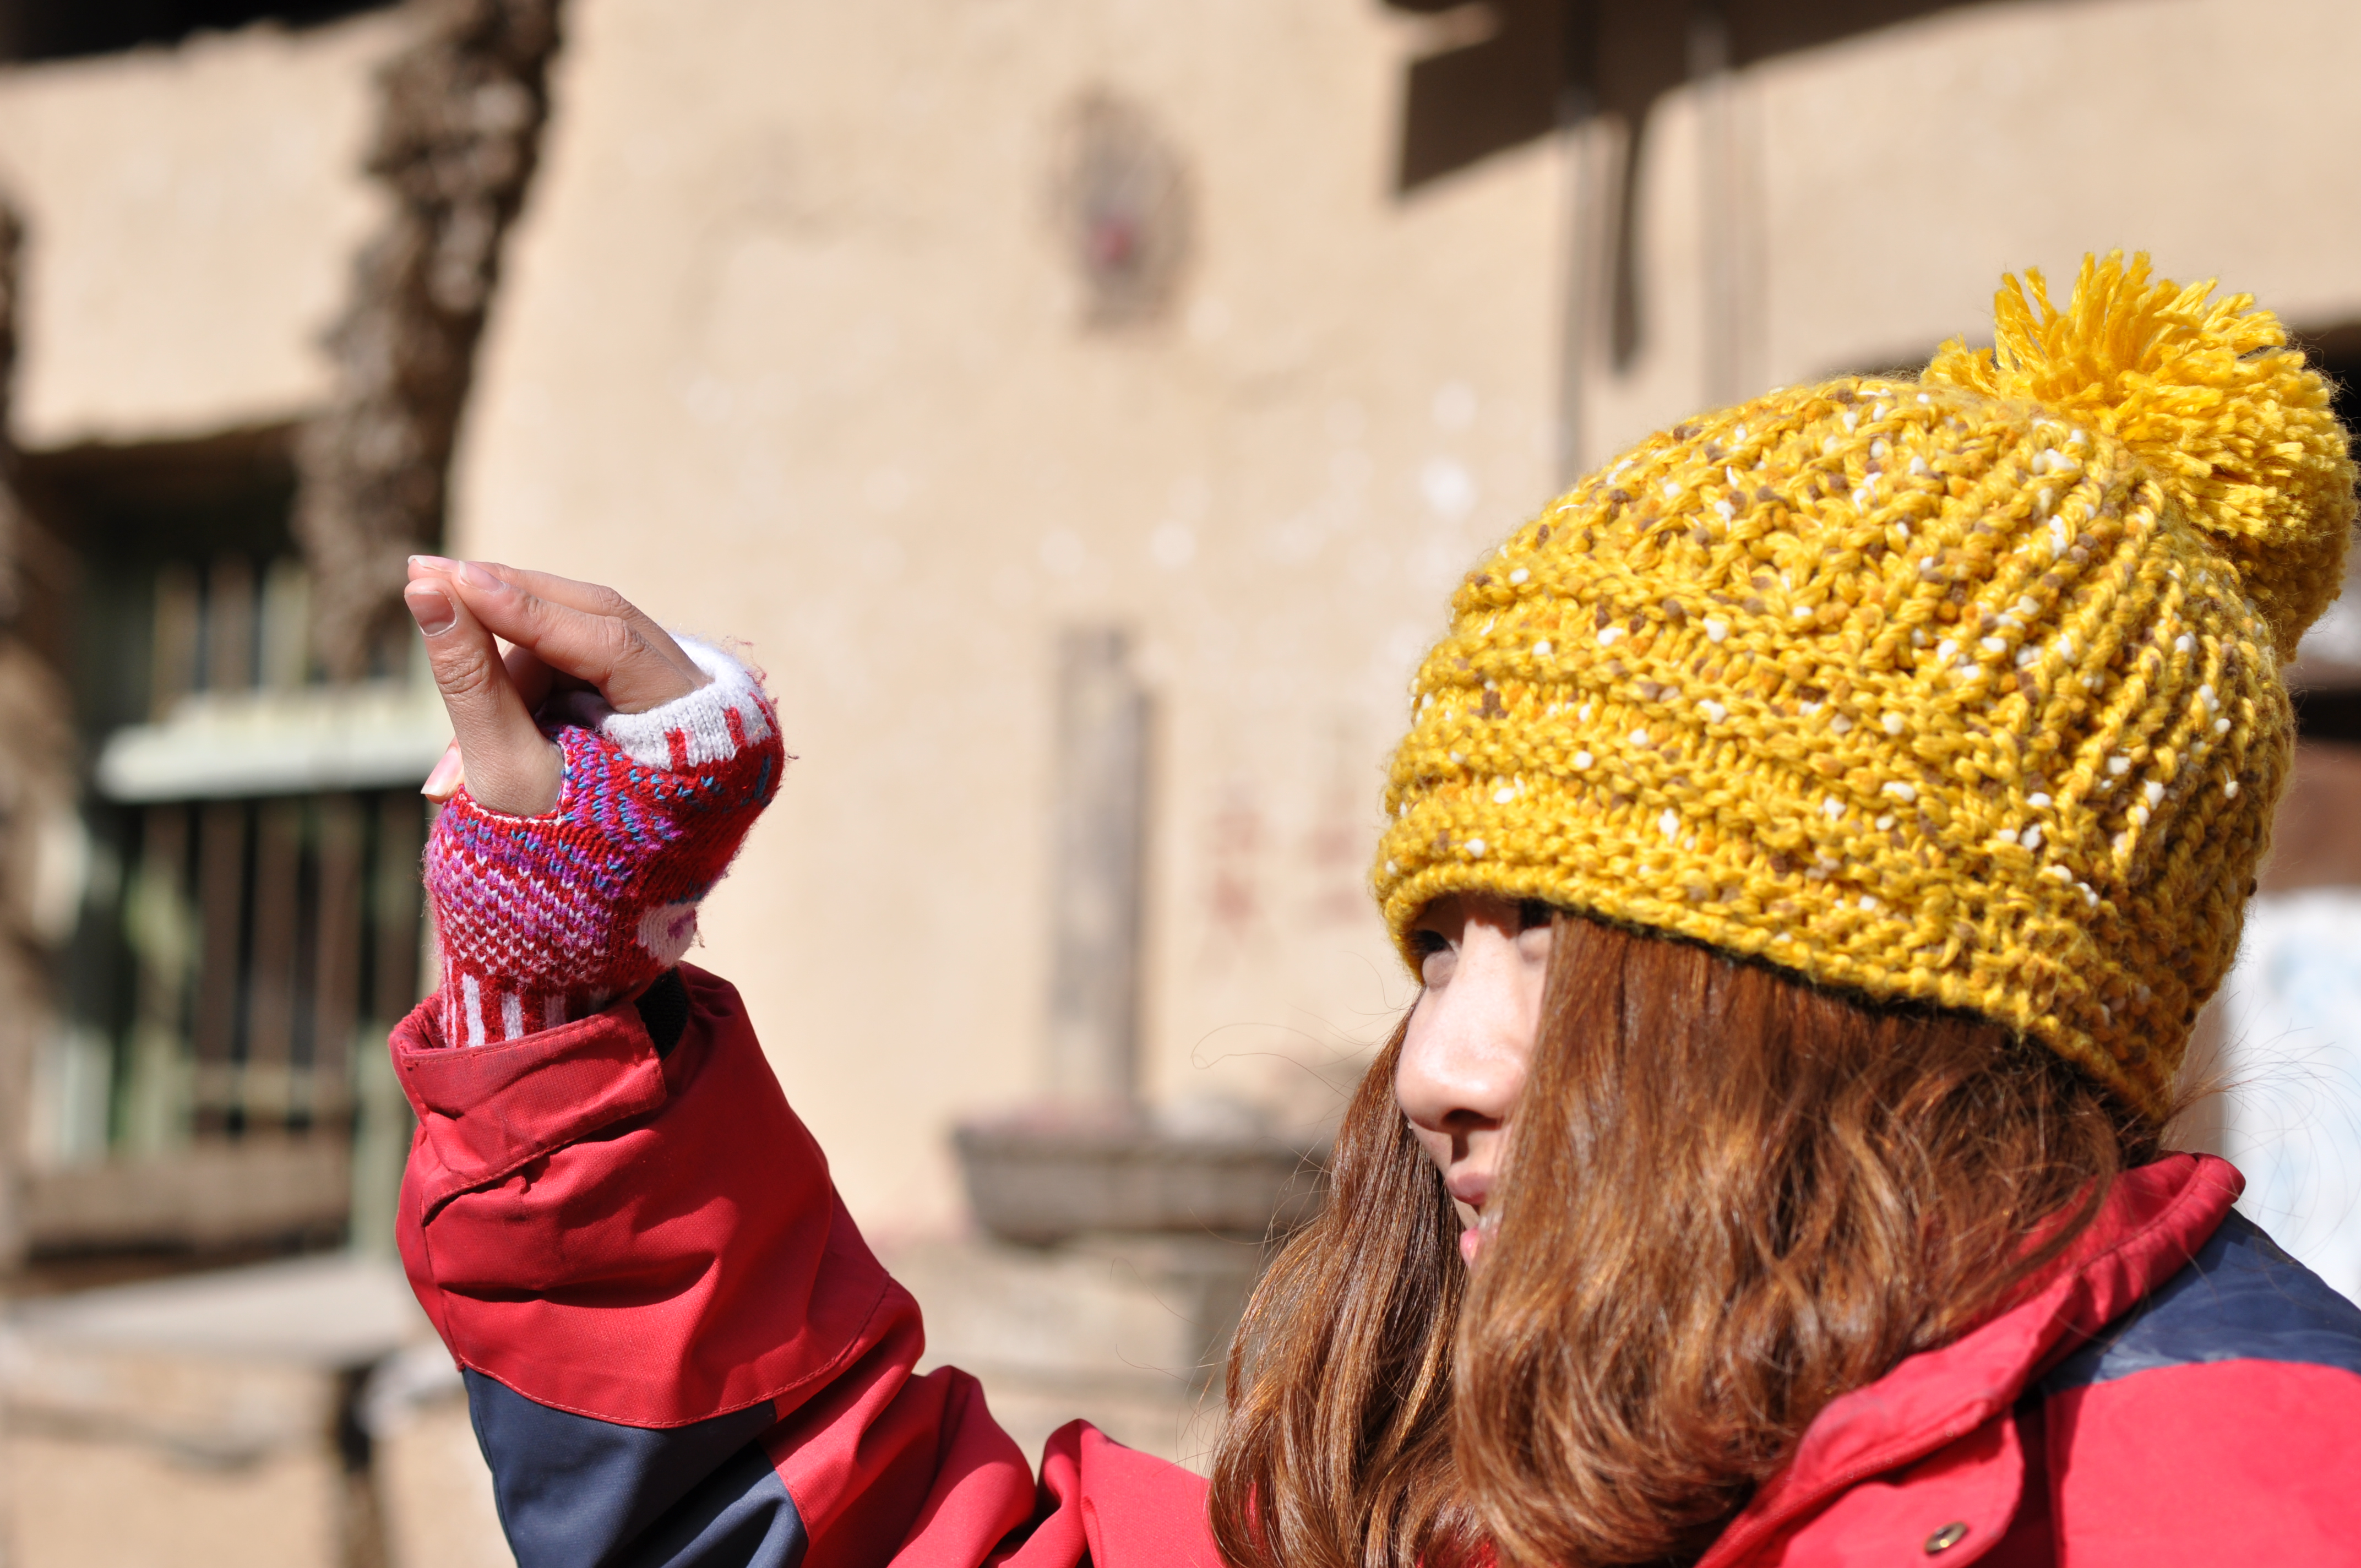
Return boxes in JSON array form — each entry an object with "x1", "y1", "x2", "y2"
[{"x1": 422, "y1": 639, "x2": 785, "y2": 1047}]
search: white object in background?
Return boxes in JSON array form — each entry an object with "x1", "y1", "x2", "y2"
[
  {"x1": 94, "y1": 680, "x2": 451, "y2": 803},
  {"x1": 2217, "y1": 889, "x2": 2361, "y2": 1304}
]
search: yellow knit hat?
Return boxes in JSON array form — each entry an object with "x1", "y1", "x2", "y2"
[{"x1": 1374, "y1": 253, "x2": 2355, "y2": 1119}]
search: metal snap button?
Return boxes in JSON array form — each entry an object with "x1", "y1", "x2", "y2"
[{"x1": 1924, "y1": 1522, "x2": 1970, "y2": 1554}]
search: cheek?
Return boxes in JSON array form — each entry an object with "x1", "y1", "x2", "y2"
[{"x1": 1408, "y1": 1120, "x2": 1454, "y2": 1174}]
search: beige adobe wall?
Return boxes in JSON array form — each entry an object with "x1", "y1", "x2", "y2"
[
  {"x1": 0, "y1": 11, "x2": 410, "y2": 450},
  {"x1": 451, "y1": 0, "x2": 1565, "y2": 1234},
  {"x1": 1582, "y1": 0, "x2": 2361, "y2": 467},
  {"x1": 456, "y1": 0, "x2": 2361, "y2": 1237}
]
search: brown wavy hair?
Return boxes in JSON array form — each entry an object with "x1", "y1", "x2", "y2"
[{"x1": 1210, "y1": 913, "x2": 2158, "y2": 1568}]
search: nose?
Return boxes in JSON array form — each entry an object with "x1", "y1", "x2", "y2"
[{"x1": 1395, "y1": 910, "x2": 1542, "y2": 1157}]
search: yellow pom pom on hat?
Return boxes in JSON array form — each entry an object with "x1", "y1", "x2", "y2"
[{"x1": 1373, "y1": 253, "x2": 2356, "y2": 1120}]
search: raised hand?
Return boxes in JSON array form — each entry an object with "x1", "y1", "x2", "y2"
[
  {"x1": 403, "y1": 558, "x2": 711, "y2": 815},
  {"x1": 401, "y1": 558, "x2": 783, "y2": 1045}
]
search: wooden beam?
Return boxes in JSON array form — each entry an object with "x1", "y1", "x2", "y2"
[{"x1": 20, "y1": 1137, "x2": 350, "y2": 1254}]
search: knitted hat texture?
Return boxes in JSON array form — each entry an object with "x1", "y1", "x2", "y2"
[{"x1": 1373, "y1": 254, "x2": 2355, "y2": 1118}]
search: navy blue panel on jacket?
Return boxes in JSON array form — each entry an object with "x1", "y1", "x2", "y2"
[
  {"x1": 2044, "y1": 1210, "x2": 2361, "y2": 1392},
  {"x1": 465, "y1": 1368, "x2": 806, "y2": 1568}
]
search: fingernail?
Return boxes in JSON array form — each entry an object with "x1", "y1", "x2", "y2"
[
  {"x1": 409, "y1": 554, "x2": 455, "y2": 572},
  {"x1": 405, "y1": 585, "x2": 456, "y2": 636},
  {"x1": 421, "y1": 742, "x2": 464, "y2": 802},
  {"x1": 459, "y1": 560, "x2": 502, "y2": 592}
]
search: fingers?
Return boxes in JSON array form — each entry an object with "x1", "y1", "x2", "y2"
[
  {"x1": 439, "y1": 561, "x2": 706, "y2": 715},
  {"x1": 403, "y1": 568, "x2": 564, "y2": 816}
]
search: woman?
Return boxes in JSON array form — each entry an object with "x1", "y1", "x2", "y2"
[{"x1": 396, "y1": 254, "x2": 2361, "y2": 1568}]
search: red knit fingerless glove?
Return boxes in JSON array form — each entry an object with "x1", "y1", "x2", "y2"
[{"x1": 422, "y1": 639, "x2": 785, "y2": 1047}]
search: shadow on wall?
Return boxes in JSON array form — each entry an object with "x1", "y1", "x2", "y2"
[
  {"x1": 0, "y1": 0, "x2": 392, "y2": 62},
  {"x1": 1386, "y1": 0, "x2": 2092, "y2": 367}
]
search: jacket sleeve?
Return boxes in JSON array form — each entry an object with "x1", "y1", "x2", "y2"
[
  {"x1": 391, "y1": 963, "x2": 1222, "y2": 1568},
  {"x1": 396, "y1": 639, "x2": 1220, "y2": 1567}
]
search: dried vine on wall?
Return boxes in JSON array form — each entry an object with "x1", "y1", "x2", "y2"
[
  {"x1": 0, "y1": 199, "x2": 77, "y2": 1277},
  {"x1": 297, "y1": 0, "x2": 563, "y2": 680}
]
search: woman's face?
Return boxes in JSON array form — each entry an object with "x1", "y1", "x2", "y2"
[{"x1": 1395, "y1": 892, "x2": 1553, "y2": 1264}]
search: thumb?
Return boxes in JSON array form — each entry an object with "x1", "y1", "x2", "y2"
[{"x1": 405, "y1": 565, "x2": 563, "y2": 816}]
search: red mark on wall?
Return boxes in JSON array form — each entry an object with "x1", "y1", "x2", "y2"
[{"x1": 1201, "y1": 788, "x2": 1264, "y2": 965}]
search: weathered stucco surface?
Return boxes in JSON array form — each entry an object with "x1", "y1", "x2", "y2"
[
  {"x1": 453, "y1": 0, "x2": 2361, "y2": 1237},
  {"x1": 1580, "y1": 0, "x2": 2361, "y2": 467},
  {"x1": 0, "y1": 12, "x2": 409, "y2": 449},
  {"x1": 453, "y1": 0, "x2": 1565, "y2": 1233}
]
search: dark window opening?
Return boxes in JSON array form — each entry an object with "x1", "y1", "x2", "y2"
[
  {"x1": 20, "y1": 426, "x2": 422, "y2": 1175},
  {"x1": 2290, "y1": 323, "x2": 2361, "y2": 746}
]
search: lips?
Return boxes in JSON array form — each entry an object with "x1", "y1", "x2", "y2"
[
  {"x1": 1447, "y1": 1171, "x2": 1493, "y2": 1210},
  {"x1": 1451, "y1": 1172, "x2": 1497, "y2": 1267}
]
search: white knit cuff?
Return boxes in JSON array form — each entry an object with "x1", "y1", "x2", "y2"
[{"x1": 561, "y1": 638, "x2": 777, "y2": 771}]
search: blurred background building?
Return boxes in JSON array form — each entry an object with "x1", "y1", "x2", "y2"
[{"x1": 0, "y1": 1, "x2": 2358, "y2": 1563}]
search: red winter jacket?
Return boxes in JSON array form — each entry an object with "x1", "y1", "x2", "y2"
[{"x1": 392, "y1": 965, "x2": 2361, "y2": 1568}]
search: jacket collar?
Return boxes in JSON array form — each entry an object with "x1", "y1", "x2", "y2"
[{"x1": 1695, "y1": 1152, "x2": 2243, "y2": 1568}]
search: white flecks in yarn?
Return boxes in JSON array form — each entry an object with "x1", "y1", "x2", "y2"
[
  {"x1": 1532, "y1": 640, "x2": 1553, "y2": 657},
  {"x1": 1700, "y1": 700, "x2": 1728, "y2": 723},
  {"x1": 1704, "y1": 618, "x2": 1729, "y2": 643},
  {"x1": 1883, "y1": 781, "x2": 1917, "y2": 802},
  {"x1": 1573, "y1": 750, "x2": 1595, "y2": 770},
  {"x1": 1598, "y1": 626, "x2": 1624, "y2": 646},
  {"x1": 1660, "y1": 809, "x2": 1680, "y2": 842},
  {"x1": 1883, "y1": 712, "x2": 1906, "y2": 736},
  {"x1": 1465, "y1": 838, "x2": 1487, "y2": 857}
]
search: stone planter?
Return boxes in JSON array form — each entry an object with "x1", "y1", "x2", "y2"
[{"x1": 953, "y1": 1109, "x2": 1325, "y2": 1247}]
